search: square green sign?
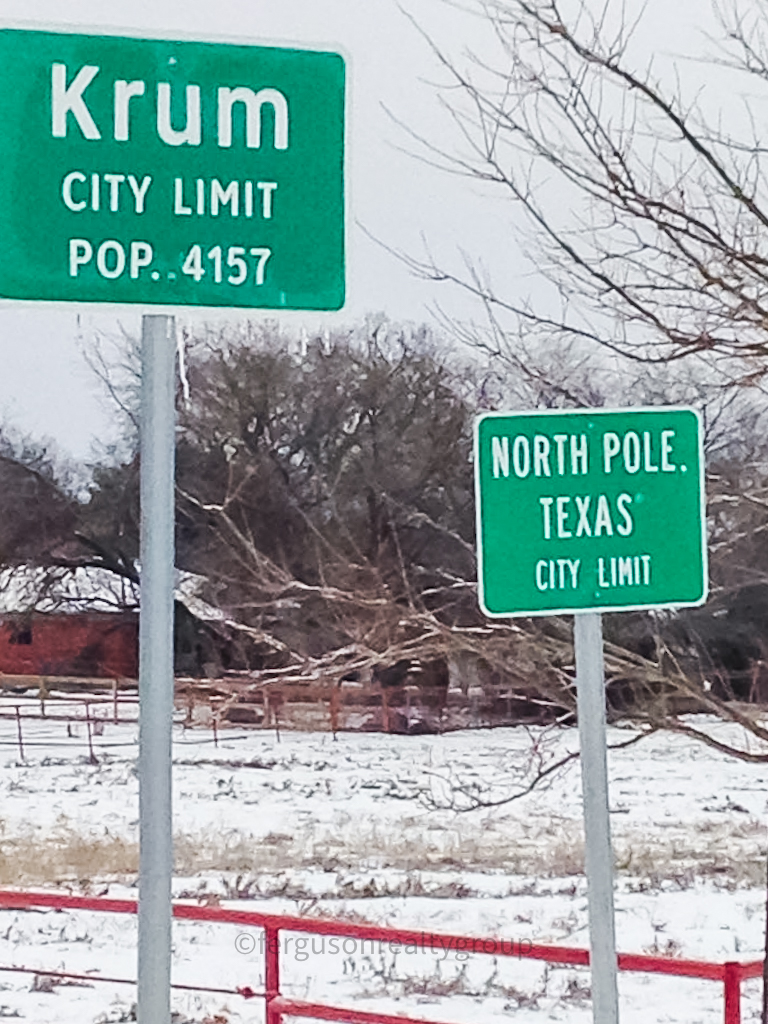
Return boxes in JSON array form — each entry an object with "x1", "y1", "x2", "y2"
[
  {"x1": 0, "y1": 28, "x2": 345, "y2": 309},
  {"x1": 474, "y1": 408, "x2": 708, "y2": 616}
]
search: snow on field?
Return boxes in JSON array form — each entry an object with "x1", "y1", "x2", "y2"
[{"x1": 0, "y1": 697, "x2": 765, "y2": 1022}]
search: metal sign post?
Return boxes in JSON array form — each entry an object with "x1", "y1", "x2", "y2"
[
  {"x1": 474, "y1": 406, "x2": 708, "y2": 1024},
  {"x1": 0, "y1": 27, "x2": 347, "y2": 1020},
  {"x1": 575, "y1": 611, "x2": 619, "y2": 1024},
  {"x1": 0, "y1": 26, "x2": 345, "y2": 1022},
  {"x1": 138, "y1": 314, "x2": 176, "y2": 1024}
]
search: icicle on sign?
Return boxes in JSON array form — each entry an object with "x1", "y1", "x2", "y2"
[
  {"x1": 0, "y1": 28, "x2": 345, "y2": 310},
  {"x1": 474, "y1": 407, "x2": 708, "y2": 616}
]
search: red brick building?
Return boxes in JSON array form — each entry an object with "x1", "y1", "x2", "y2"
[
  {"x1": 0, "y1": 611, "x2": 138, "y2": 678},
  {"x1": 0, "y1": 566, "x2": 139, "y2": 679}
]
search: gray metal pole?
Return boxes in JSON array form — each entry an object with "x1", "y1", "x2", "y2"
[
  {"x1": 138, "y1": 314, "x2": 176, "y2": 1024},
  {"x1": 574, "y1": 611, "x2": 620, "y2": 1024}
]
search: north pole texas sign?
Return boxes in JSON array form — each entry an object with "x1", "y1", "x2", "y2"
[
  {"x1": 0, "y1": 28, "x2": 345, "y2": 309},
  {"x1": 474, "y1": 408, "x2": 707, "y2": 616}
]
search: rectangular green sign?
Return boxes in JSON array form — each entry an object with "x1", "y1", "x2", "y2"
[
  {"x1": 474, "y1": 408, "x2": 707, "y2": 616},
  {"x1": 0, "y1": 28, "x2": 345, "y2": 309}
]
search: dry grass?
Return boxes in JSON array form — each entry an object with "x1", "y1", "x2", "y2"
[
  {"x1": 0, "y1": 828, "x2": 138, "y2": 887},
  {"x1": 0, "y1": 813, "x2": 763, "y2": 890},
  {"x1": 177, "y1": 818, "x2": 590, "y2": 880}
]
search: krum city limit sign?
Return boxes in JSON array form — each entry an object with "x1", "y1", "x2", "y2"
[
  {"x1": 0, "y1": 28, "x2": 345, "y2": 309},
  {"x1": 474, "y1": 407, "x2": 708, "y2": 617},
  {"x1": 0, "y1": 24, "x2": 346, "y2": 1024}
]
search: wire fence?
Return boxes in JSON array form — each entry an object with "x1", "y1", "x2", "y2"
[{"x1": 0, "y1": 690, "x2": 261, "y2": 759}]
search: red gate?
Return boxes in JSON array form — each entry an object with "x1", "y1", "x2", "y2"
[{"x1": 0, "y1": 890, "x2": 760, "y2": 1023}]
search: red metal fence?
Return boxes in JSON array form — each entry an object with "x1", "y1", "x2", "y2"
[{"x1": 0, "y1": 890, "x2": 760, "y2": 1023}]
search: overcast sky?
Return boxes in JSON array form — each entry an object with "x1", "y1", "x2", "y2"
[{"x1": 0, "y1": 0, "x2": 720, "y2": 462}]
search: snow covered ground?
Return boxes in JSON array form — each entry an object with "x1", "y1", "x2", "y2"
[{"x1": 0, "y1": 697, "x2": 765, "y2": 1022}]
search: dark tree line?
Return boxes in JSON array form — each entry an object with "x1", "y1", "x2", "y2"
[{"x1": 3, "y1": 315, "x2": 768, "y2": 760}]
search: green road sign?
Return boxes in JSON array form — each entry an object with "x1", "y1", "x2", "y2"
[
  {"x1": 0, "y1": 28, "x2": 345, "y2": 309},
  {"x1": 474, "y1": 408, "x2": 707, "y2": 616}
]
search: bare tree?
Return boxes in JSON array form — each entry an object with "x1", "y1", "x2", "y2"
[
  {"x1": 0, "y1": 428, "x2": 78, "y2": 567},
  {"x1": 371, "y1": 0, "x2": 768, "y2": 769},
  {"x1": 172, "y1": 319, "x2": 489, "y2": 676},
  {"x1": 402, "y1": 0, "x2": 768, "y2": 378}
]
